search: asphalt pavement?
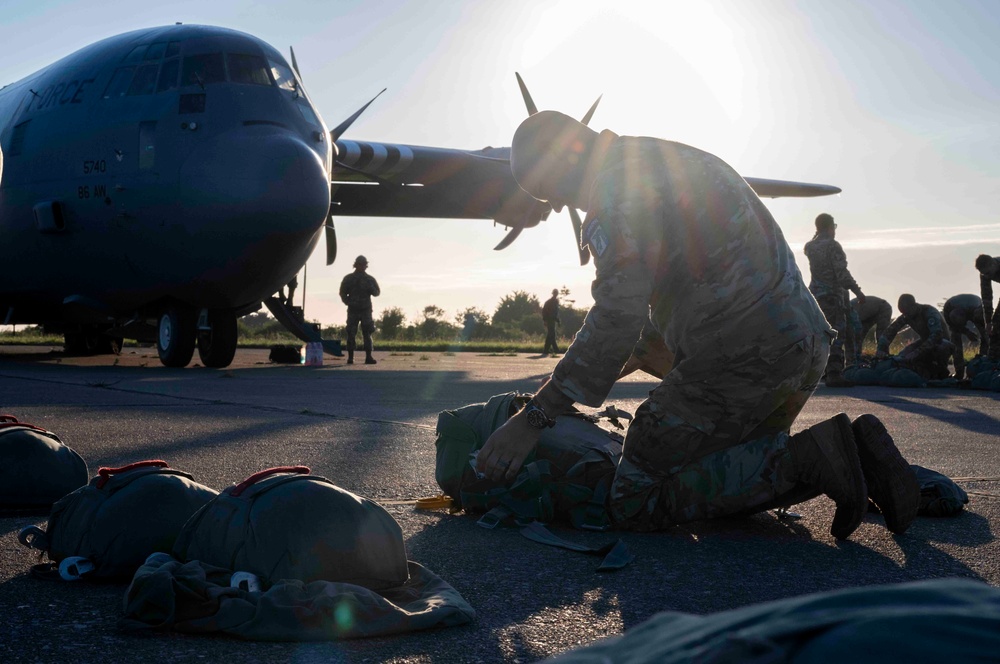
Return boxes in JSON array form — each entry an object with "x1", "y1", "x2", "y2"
[{"x1": 1, "y1": 345, "x2": 998, "y2": 663}]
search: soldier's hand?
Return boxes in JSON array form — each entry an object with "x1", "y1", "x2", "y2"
[
  {"x1": 857, "y1": 292, "x2": 867, "y2": 307},
  {"x1": 476, "y1": 413, "x2": 541, "y2": 483}
]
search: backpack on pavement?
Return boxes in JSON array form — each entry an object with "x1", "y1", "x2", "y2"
[
  {"x1": 18, "y1": 460, "x2": 218, "y2": 580},
  {"x1": 0, "y1": 415, "x2": 88, "y2": 509},
  {"x1": 172, "y1": 466, "x2": 410, "y2": 590}
]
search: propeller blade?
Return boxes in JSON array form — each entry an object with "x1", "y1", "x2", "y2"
[
  {"x1": 493, "y1": 225, "x2": 524, "y2": 251},
  {"x1": 568, "y1": 207, "x2": 591, "y2": 265},
  {"x1": 325, "y1": 217, "x2": 338, "y2": 266},
  {"x1": 515, "y1": 72, "x2": 538, "y2": 116},
  {"x1": 580, "y1": 94, "x2": 603, "y2": 126},
  {"x1": 289, "y1": 46, "x2": 301, "y2": 78},
  {"x1": 330, "y1": 88, "x2": 387, "y2": 143}
]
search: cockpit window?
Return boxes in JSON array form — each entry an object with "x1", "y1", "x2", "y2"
[
  {"x1": 122, "y1": 45, "x2": 147, "y2": 63},
  {"x1": 156, "y1": 58, "x2": 180, "y2": 93},
  {"x1": 268, "y1": 59, "x2": 298, "y2": 93},
  {"x1": 144, "y1": 42, "x2": 167, "y2": 61},
  {"x1": 227, "y1": 54, "x2": 272, "y2": 86},
  {"x1": 165, "y1": 41, "x2": 181, "y2": 58},
  {"x1": 127, "y1": 63, "x2": 159, "y2": 96},
  {"x1": 182, "y1": 54, "x2": 226, "y2": 87},
  {"x1": 103, "y1": 66, "x2": 135, "y2": 99}
]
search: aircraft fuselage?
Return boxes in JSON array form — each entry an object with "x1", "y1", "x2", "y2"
[{"x1": 0, "y1": 25, "x2": 332, "y2": 337}]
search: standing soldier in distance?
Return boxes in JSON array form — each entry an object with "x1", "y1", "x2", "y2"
[
  {"x1": 843, "y1": 289, "x2": 863, "y2": 366},
  {"x1": 975, "y1": 254, "x2": 1000, "y2": 360},
  {"x1": 804, "y1": 213, "x2": 866, "y2": 387},
  {"x1": 847, "y1": 294, "x2": 893, "y2": 362},
  {"x1": 542, "y1": 289, "x2": 561, "y2": 355},
  {"x1": 477, "y1": 111, "x2": 919, "y2": 538},
  {"x1": 943, "y1": 293, "x2": 988, "y2": 380},
  {"x1": 339, "y1": 255, "x2": 380, "y2": 365}
]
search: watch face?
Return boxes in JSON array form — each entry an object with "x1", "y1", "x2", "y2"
[{"x1": 525, "y1": 406, "x2": 549, "y2": 430}]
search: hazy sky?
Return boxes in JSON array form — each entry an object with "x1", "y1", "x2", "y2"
[{"x1": 2, "y1": 0, "x2": 998, "y2": 326}]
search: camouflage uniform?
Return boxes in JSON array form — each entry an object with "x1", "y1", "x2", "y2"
[
  {"x1": 979, "y1": 256, "x2": 1000, "y2": 360},
  {"x1": 943, "y1": 294, "x2": 987, "y2": 380},
  {"x1": 844, "y1": 290, "x2": 863, "y2": 365},
  {"x1": 550, "y1": 134, "x2": 834, "y2": 531},
  {"x1": 339, "y1": 271, "x2": 381, "y2": 357},
  {"x1": 877, "y1": 303, "x2": 953, "y2": 379},
  {"x1": 803, "y1": 234, "x2": 862, "y2": 378},
  {"x1": 848, "y1": 295, "x2": 893, "y2": 360}
]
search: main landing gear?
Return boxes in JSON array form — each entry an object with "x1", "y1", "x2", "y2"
[{"x1": 156, "y1": 307, "x2": 238, "y2": 368}]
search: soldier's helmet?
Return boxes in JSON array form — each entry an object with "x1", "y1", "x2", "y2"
[
  {"x1": 354, "y1": 255, "x2": 368, "y2": 268},
  {"x1": 511, "y1": 111, "x2": 594, "y2": 202}
]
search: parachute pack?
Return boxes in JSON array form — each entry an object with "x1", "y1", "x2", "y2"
[
  {"x1": 0, "y1": 415, "x2": 88, "y2": 510},
  {"x1": 434, "y1": 392, "x2": 634, "y2": 570},
  {"x1": 18, "y1": 460, "x2": 218, "y2": 580}
]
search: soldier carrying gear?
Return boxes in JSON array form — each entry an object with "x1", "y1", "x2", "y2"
[
  {"x1": 804, "y1": 213, "x2": 866, "y2": 387},
  {"x1": 975, "y1": 254, "x2": 1000, "y2": 360},
  {"x1": 476, "y1": 110, "x2": 918, "y2": 539},
  {"x1": 542, "y1": 288, "x2": 561, "y2": 355},
  {"x1": 876, "y1": 294, "x2": 954, "y2": 380},
  {"x1": 340, "y1": 255, "x2": 380, "y2": 365}
]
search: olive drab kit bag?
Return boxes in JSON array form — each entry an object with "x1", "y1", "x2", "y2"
[
  {"x1": 121, "y1": 466, "x2": 475, "y2": 640},
  {"x1": 18, "y1": 460, "x2": 218, "y2": 580},
  {"x1": 173, "y1": 465, "x2": 409, "y2": 589},
  {"x1": 0, "y1": 415, "x2": 88, "y2": 509},
  {"x1": 434, "y1": 392, "x2": 634, "y2": 569}
]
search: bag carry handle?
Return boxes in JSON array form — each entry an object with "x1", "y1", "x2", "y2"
[
  {"x1": 231, "y1": 466, "x2": 310, "y2": 497},
  {"x1": 0, "y1": 414, "x2": 49, "y2": 433},
  {"x1": 96, "y1": 459, "x2": 169, "y2": 489}
]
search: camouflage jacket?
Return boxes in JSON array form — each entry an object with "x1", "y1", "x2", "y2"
[
  {"x1": 943, "y1": 294, "x2": 985, "y2": 329},
  {"x1": 979, "y1": 256, "x2": 1000, "y2": 323},
  {"x1": 850, "y1": 295, "x2": 892, "y2": 325},
  {"x1": 551, "y1": 134, "x2": 831, "y2": 407},
  {"x1": 877, "y1": 304, "x2": 945, "y2": 354},
  {"x1": 339, "y1": 271, "x2": 381, "y2": 310},
  {"x1": 803, "y1": 235, "x2": 860, "y2": 298}
]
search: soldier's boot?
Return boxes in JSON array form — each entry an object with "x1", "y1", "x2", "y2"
[
  {"x1": 347, "y1": 350, "x2": 354, "y2": 365},
  {"x1": 365, "y1": 354, "x2": 377, "y2": 365},
  {"x1": 852, "y1": 414, "x2": 920, "y2": 534},
  {"x1": 788, "y1": 413, "x2": 868, "y2": 540},
  {"x1": 824, "y1": 372, "x2": 855, "y2": 388}
]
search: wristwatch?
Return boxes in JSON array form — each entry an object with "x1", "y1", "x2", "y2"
[{"x1": 523, "y1": 399, "x2": 557, "y2": 429}]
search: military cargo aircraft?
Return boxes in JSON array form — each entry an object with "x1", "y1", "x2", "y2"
[{"x1": 0, "y1": 24, "x2": 840, "y2": 368}]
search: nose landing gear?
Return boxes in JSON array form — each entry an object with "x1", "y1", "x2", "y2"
[{"x1": 157, "y1": 307, "x2": 197, "y2": 367}]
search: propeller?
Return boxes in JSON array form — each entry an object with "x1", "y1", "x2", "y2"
[
  {"x1": 330, "y1": 88, "x2": 386, "y2": 143},
  {"x1": 510, "y1": 72, "x2": 599, "y2": 265},
  {"x1": 324, "y1": 217, "x2": 337, "y2": 266}
]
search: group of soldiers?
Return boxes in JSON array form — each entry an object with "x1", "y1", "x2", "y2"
[{"x1": 804, "y1": 213, "x2": 1000, "y2": 384}]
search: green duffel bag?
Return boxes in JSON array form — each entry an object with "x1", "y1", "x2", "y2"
[
  {"x1": 18, "y1": 460, "x2": 218, "y2": 580},
  {"x1": 435, "y1": 392, "x2": 626, "y2": 531},
  {"x1": 0, "y1": 415, "x2": 88, "y2": 508},
  {"x1": 173, "y1": 466, "x2": 410, "y2": 590}
]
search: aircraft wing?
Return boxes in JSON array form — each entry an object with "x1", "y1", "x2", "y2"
[
  {"x1": 331, "y1": 141, "x2": 547, "y2": 229},
  {"x1": 330, "y1": 140, "x2": 841, "y2": 228},
  {"x1": 742, "y1": 177, "x2": 841, "y2": 198}
]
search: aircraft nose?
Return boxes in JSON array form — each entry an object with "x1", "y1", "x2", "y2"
[{"x1": 179, "y1": 130, "x2": 330, "y2": 238}]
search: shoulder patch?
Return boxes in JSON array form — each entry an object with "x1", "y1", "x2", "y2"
[{"x1": 585, "y1": 220, "x2": 612, "y2": 258}]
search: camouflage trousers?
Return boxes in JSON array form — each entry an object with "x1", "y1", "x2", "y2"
[
  {"x1": 814, "y1": 293, "x2": 847, "y2": 375},
  {"x1": 346, "y1": 306, "x2": 375, "y2": 354},
  {"x1": 609, "y1": 334, "x2": 829, "y2": 531},
  {"x1": 990, "y1": 308, "x2": 1000, "y2": 361}
]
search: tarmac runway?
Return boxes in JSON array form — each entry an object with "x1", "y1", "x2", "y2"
[{"x1": 1, "y1": 345, "x2": 998, "y2": 663}]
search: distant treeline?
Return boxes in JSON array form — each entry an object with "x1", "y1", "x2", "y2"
[{"x1": 240, "y1": 288, "x2": 589, "y2": 344}]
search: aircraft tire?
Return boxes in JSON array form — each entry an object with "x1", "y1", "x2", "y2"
[
  {"x1": 197, "y1": 310, "x2": 238, "y2": 368},
  {"x1": 157, "y1": 308, "x2": 196, "y2": 368}
]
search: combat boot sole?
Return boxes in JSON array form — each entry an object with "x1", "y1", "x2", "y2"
[
  {"x1": 852, "y1": 414, "x2": 920, "y2": 534},
  {"x1": 791, "y1": 413, "x2": 868, "y2": 540}
]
